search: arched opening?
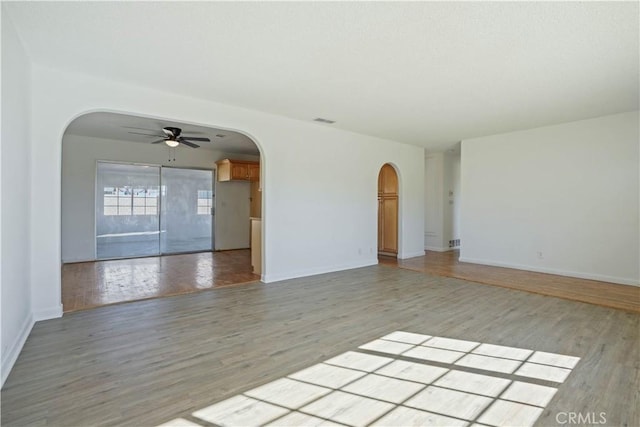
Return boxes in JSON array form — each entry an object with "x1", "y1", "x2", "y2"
[
  {"x1": 377, "y1": 163, "x2": 399, "y2": 258},
  {"x1": 60, "y1": 111, "x2": 265, "y2": 311}
]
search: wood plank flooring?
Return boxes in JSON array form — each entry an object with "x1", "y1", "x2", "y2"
[
  {"x1": 2, "y1": 266, "x2": 638, "y2": 426},
  {"x1": 62, "y1": 250, "x2": 259, "y2": 312},
  {"x1": 380, "y1": 251, "x2": 640, "y2": 313}
]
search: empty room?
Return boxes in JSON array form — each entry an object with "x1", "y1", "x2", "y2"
[{"x1": 1, "y1": 2, "x2": 638, "y2": 427}]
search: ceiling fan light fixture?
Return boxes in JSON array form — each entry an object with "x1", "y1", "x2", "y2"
[{"x1": 165, "y1": 139, "x2": 179, "y2": 148}]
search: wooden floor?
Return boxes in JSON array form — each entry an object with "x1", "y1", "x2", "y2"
[
  {"x1": 61, "y1": 250, "x2": 259, "y2": 312},
  {"x1": 379, "y1": 251, "x2": 640, "y2": 313},
  {"x1": 2, "y1": 265, "x2": 638, "y2": 426}
]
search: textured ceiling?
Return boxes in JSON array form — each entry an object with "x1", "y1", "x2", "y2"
[{"x1": 5, "y1": 1, "x2": 639, "y2": 150}]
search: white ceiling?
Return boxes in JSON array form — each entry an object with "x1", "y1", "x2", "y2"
[
  {"x1": 5, "y1": 1, "x2": 639, "y2": 150},
  {"x1": 65, "y1": 112, "x2": 260, "y2": 155}
]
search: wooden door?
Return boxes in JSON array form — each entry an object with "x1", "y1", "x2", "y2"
[
  {"x1": 378, "y1": 164, "x2": 398, "y2": 255},
  {"x1": 381, "y1": 197, "x2": 398, "y2": 252}
]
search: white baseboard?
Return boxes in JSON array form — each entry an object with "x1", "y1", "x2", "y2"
[
  {"x1": 1, "y1": 313, "x2": 34, "y2": 388},
  {"x1": 33, "y1": 304, "x2": 64, "y2": 321},
  {"x1": 458, "y1": 257, "x2": 640, "y2": 287},
  {"x1": 62, "y1": 257, "x2": 95, "y2": 264},
  {"x1": 424, "y1": 246, "x2": 452, "y2": 252},
  {"x1": 262, "y1": 259, "x2": 378, "y2": 283},
  {"x1": 399, "y1": 251, "x2": 427, "y2": 259}
]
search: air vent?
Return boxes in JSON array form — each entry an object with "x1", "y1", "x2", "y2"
[
  {"x1": 313, "y1": 118, "x2": 336, "y2": 124},
  {"x1": 448, "y1": 239, "x2": 461, "y2": 248}
]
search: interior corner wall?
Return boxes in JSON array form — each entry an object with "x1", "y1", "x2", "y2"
[
  {"x1": 450, "y1": 152, "x2": 461, "y2": 243},
  {"x1": 1, "y1": 11, "x2": 34, "y2": 387},
  {"x1": 460, "y1": 111, "x2": 640, "y2": 286},
  {"x1": 424, "y1": 151, "x2": 461, "y2": 251},
  {"x1": 61, "y1": 134, "x2": 258, "y2": 262},
  {"x1": 28, "y1": 64, "x2": 425, "y2": 318},
  {"x1": 424, "y1": 152, "x2": 445, "y2": 250},
  {"x1": 443, "y1": 151, "x2": 461, "y2": 248}
]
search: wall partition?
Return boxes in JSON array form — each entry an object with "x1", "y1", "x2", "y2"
[{"x1": 96, "y1": 162, "x2": 213, "y2": 260}]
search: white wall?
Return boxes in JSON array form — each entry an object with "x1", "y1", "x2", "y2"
[
  {"x1": 424, "y1": 152, "x2": 444, "y2": 250},
  {"x1": 61, "y1": 134, "x2": 257, "y2": 262},
  {"x1": 424, "y1": 150, "x2": 461, "y2": 251},
  {"x1": 27, "y1": 64, "x2": 425, "y2": 319},
  {"x1": 461, "y1": 111, "x2": 640, "y2": 286},
  {"x1": 1, "y1": 12, "x2": 34, "y2": 386},
  {"x1": 443, "y1": 151, "x2": 461, "y2": 248},
  {"x1": 450, "y1": 152, "x2": 461, "y2": 242}
]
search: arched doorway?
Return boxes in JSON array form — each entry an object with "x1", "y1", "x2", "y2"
[
  {"x1": 378, "y1": 164, "x2": 399, "y2": 257},
  {"x1": 60, "y1": 111, "x2": 265, "y2": 312}
]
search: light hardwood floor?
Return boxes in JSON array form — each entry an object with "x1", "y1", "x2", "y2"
[
  {"x1": 2, "y1": 265, "x2": 638, "y2": 426},
  {"x1": 62, "y1": 250, "x2": 259, "y2": 312},
  {"x1": 380, "y1": 251, "x2": 640, "y2": 313}
]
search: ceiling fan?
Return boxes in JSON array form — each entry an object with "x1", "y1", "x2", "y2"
[{"x1": 127, "y1": 126, "x2": 210, "y2": 148}]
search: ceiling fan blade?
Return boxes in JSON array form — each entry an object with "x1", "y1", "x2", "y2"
[
  {"x1": 180, "y1": 136, "x2": 210, "y2": 142},
  {"x1": 150, "y1": 139, "x2": 166, "y2": 144},
  {"x1": 128, "y1": 131, "x2": 164, "y2": 137},
  {"x1": 179, "y1": 139, "x2": 200, "y2": 148}
]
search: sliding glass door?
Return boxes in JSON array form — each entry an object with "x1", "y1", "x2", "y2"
[
  {"x1": 160, "y1": 167, "x2": 213, "y2": 254},
  {"x1": 96, "y1": 162, "x2": 161, "y2": 259},
  {"x1": 96, "y1": 162, "x2": 213, "y2": 260}
]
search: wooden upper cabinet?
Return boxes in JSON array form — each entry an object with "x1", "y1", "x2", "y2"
[
  {"x1": 216, "y1": 159, "x2": 260, "y2": 182},
  {"x1": 231, "y1": 163, "x2": 248, "y2": 180},
  {"x1": 248, "y1": 164, "x2": 260, "y2": 182}
]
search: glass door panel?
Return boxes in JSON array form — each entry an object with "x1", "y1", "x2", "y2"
[
  {"x1": 160, "y1": 167, "x2": 213, "y2": 254},
  {"x1": 96, "y1": 162, "x2": 161, "y2": 259}
]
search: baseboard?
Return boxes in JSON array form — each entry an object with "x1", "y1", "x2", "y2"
[
  {"x1": 262, "y1": 259, "x2": 378, "y2": 283},
  {"x1": 458, "y1": 257, "x2": 640, "y2": 287},
  {"x1": 399, "y1": 251, "x2": 427, "y2": 259},
  {"x1": 1, "y1": 313, "x2": 34, "y2": 388},
  {"x1": 62, "y1": 257, "x2": 95, "y2": 264},
  {"x1": 424, "y1": 246, "x2": 452, "y2": 252},
  {"x1": 33, "y1": 304, "x2": 64, "y2": 321}
]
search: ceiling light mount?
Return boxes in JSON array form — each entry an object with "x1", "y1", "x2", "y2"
[{"x1": 313, "y1": 117, "x2": 336, "y2": 124}]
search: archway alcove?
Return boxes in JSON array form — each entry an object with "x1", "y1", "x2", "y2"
[{"x1": 60, "y1": 111, "x2": 265, "y2": 311}]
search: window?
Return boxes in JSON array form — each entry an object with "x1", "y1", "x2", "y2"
[
  {"x1": 103, "y1": 186, "x2": 158, "y2": 216},
  {"x1": 197, "y1": 190, "x2": 213, "y2": 215}
]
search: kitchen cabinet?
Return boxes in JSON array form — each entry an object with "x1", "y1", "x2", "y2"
[
  {"x1": 216, "y1": 159, "x2": 260, "y2": 182},
  {"x1": 250, "y1": 181, "x2": 262, "y2": 218},
  {"x1": 251, "y1": 217, "x2": 262, "y2": 275}
]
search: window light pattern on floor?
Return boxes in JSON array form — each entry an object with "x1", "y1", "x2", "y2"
[{"x1": 157, "y1": 331, "x2": 580, "y2": 427}]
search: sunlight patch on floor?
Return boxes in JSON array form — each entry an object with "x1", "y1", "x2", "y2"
[{"x1": 158, "y1": 331, "x2": 579, "y2": 427}]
